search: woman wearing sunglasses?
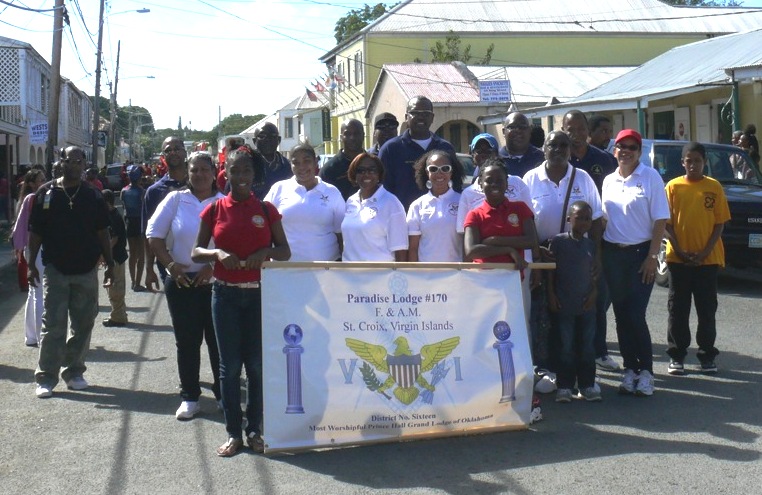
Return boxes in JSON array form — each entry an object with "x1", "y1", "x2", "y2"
[
  {"x1": 406, "y1": 150, "x2": 465, "y2": 261},
  {"x1": 341, "y1": 153, "x2": 408, "y2": 261}
]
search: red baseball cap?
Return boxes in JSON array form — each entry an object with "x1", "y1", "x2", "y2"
[{"x1": 614, "y1": 129, "x2": 642, "y2": 146}]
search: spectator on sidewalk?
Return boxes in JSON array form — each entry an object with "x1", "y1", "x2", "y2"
[
  {"x1": 121, "y1": 165, "x2": 146, "y2": 291},
  {"x1": 102, "y1": 189, "x2": 129, "y2": 327}
]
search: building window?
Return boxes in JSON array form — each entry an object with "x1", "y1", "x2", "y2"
[
  {"x1": 354, "y1": 52, "x2": 363, "y2": 85},
  {"x1": 285, "y1": 117, "x2": 294, "y2": 139}
]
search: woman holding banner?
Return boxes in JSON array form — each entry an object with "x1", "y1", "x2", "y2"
[
  {"x1": 406, "y1": 150, "x2": 464, "y2": 262},
  {"x1": 341, "y1": 153, "x2": 408, "y2": 262},
  {"x1": 192, "y1": 145, "x2": 291, "y2": 457},
  {"x1": 265, "y1": 142, "x2": 345, "y2": 261}
]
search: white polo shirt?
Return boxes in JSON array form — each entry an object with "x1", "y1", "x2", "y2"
[
  {"x1": 406, "y1": 188, "x2": 462, "y2": 262},
  {"x1": 523, "y1": 162, "x2": 603, "y2": 243},
  {"x1": 456, "y1": 176, "x2": 531, "y2": 233},
  {"x1": 602, "y1": 163, "x2": 670, "y2": 245},
  {"x1": 265, "y1": 177, "x2": 345, "y2": 261},
  {"x1": 341, "y1": 185, "x2": 409, "y2": 261},
  {"x1": 146, "y1": 190, "x2": 224, "y2": 271}
]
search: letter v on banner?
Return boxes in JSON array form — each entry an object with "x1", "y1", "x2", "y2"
[{"x1": 338, "y1": 358, "x2": 358, "y2": 384}]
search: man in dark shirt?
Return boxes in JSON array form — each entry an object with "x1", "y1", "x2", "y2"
[
  {"x1": 561, "y1": 110, "x2": 619, "y2": 372},
  {"x1": 319, "y1": 119, "x2": 365, "y2": 200},
  {"x1": 28, "y1": 145, "x2": 114, "y2": 398},
  {"x1": 498, "y1": 112, "x2": 545, "y2": 178},
  {"x1": 588, "y1": 115, "x2": 613, "y2": 150},
  {"x1": 143, "y1": 136, "x2": 187, "y2": 290},
  {"x1": 379, "y1": 95, "x2": 455, "y2": 210},
  {"x1": 367, "y1": 112, "x2": 398, "y2": 155},
  {"x1": 102, "y1": 189, "x2": 129, "y2": 327},
  {"x1": 253, "y1": 122, "x2": 293, "y2": 199}
]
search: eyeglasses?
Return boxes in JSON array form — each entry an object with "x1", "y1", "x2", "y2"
[
  {"x1": 162, "y1": 146, "x2": 185, "y2": 154},
  {"x1": 408, "y1": 110, "x2": 434, "y2": 118},
  {"x1": 505, "y1": 124, "x2": 530, "y2": 131},
  {"x1": 356, "y1": 167, "x2": 379, "y2": 174},
  {"x1": 472, "y1": 148, "x2": 494, "y2": 156},
  {"x1": 426, "y1": 164, "x2": 452, "y2": 174},
  {"x1": 256, "y1": 133, "x2": 279, "y2": 140},
  {"x1": 615, "y1": 144, "x2": 640, "y2": 151},
  {"x1": 375, "y1": 123, "x2": 398, "y2": 130}
]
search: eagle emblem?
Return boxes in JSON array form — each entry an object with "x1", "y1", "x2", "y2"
[{"x1": 345, "y1": 336, "x2": 460, "y2": 405}]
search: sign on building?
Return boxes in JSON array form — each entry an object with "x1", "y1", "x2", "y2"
[
  {"x1": 29, "y1": 122, "x2": 48, "y2": 144},
  {"x1": 479, "y1": 80, "x2": 512, "y2": 103}
]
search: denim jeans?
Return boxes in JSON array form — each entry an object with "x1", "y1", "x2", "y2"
[
  {"x1": 211, "y1": 283, "x2": 263, "y2": 439},
  {"x1": 603, "y1": 241, "x2": 655, "y2": 374},
  {"x1": 35, "y1": 265, "x2": 99, "y2": 387},
  {"x1": 556, "y1": 310, "x2": 596, "y2": 389},
  {"x1": 666, "y1": 263, "x2": 719, "y2": 364},
  {"x1": 593, "y1": 274, "x2": 612, "y2": 358},
  {"x1": 164, "y1": 277, "x2": 220, "y2": 401}
]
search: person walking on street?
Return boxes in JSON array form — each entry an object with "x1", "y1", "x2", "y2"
[
  {"x1": 121, "y1": 165, "x2": 146, "y2": 291},
  {"x1": 102, "y1": 189, "x2": 129, "y2": 327},
  {"x1": 28, "y1": 146, "x2": 114, "y2": 398}
]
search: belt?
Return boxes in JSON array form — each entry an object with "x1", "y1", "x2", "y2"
[
  {"x1": 604, "y1": 240, "x2": 649, "y2": 250},
  {"x1": 215, "y1": 280, "x2": 261, "y2": 289}
]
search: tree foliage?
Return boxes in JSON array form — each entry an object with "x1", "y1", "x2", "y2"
[
  {"x1": 416, "y1": 32, "x2": 495, "y2": 65},
  {"x1": 334, "y1": 3, "x2": 392, "y2": 43}
]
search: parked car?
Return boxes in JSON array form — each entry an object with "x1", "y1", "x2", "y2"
[
  {"x1": 610, "y1": 140, "x2": 762, "y2": 286},
  {"x1": 103, "y1": 163, "x2": 126, "y2": 191}
]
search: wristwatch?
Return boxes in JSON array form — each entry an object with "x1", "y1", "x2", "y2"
[{"x1": 649, "y1": 254, "x2": 658, "y2": 259}]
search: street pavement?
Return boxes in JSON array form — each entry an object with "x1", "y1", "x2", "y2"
[{"x1": 1, "y1": 250, "x2": 761, "y2": 495}]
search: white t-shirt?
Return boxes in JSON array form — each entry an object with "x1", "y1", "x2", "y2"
[
  {"x1": 523, "y1": 162, "x2": 603, "y2": 243},
  {"x1": 456, "y1": 176, "x2": 531, "y2": 233},
  {"x1": 341, "y1": 185, "x2": 408, "y2": 261},
  {"x1": 602, "y1": 163, "x2": 670, "y2": 245},
  {"x1": 146, "y1": 189, "x2": 224, "y2": 271},
  {"x1": 265, "y1": 177, "x2": 345, "y2": 261},
  {"x1": 406, "y1": 188, "x2": 462, "y2": 262}
]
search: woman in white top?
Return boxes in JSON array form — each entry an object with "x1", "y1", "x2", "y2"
[
  {"x1": 265, "y1": 142, "x2": 345, "y2": 261},
  {"x1": 146, "y1": 152, "x2": 224, "y2": 420},
  {"x1": 602, "y1": 129, "x2": 670, "y2": 398},
  {"x1": 341, "y1": 153, "x2": 408, "y2": 261},
  {"x1": 407, "y1": 150, "x2": 464, "y2": 261}
]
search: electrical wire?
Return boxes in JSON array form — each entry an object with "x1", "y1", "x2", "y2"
[{"x1": 0, "y1": 0, "x2": 59, "y2": 12}]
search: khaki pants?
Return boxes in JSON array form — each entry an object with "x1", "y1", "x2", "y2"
[{"x1": 107, "y1": 261, "x2": 128, "y2": 323}]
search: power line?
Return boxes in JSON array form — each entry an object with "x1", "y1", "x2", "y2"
[{"x1": 0, "y1": 0, "x2": 59, "y2": 12}]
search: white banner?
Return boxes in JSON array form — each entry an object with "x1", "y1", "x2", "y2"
[{"x1": 262, "y1": 264, "x2": 533, "y2": 453}]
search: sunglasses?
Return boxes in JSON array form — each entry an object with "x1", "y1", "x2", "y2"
[
  {"x1": 505, "y1": 124, "x2": 530, "y2": 131},
  {"x1": 427, "y1": 164, "x2": 452, "y2": 174},
  {"x1": 615, "y1": 144, "x2": 640, "y2": 151},
  {"x1": 356, "y1": 167, "x2": 379, "y2": 174}
]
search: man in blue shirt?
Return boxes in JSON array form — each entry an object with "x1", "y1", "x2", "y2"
[
  {"x1": 498, "y1": 112, "x2": 544, "y2": 178},
  {"x1": 379, "y1": 96, "x2": 455, "y2": 210},
  {"x1": 253, "y1": 122, "x2": 293, "y2": 199},
  {"x1": 142, "y1": 136, "x2": 187, "y2": 291}
]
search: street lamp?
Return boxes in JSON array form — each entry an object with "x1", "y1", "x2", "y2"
[{"x1": 91, "y1": 5, "x2": 150, "y2": 167}]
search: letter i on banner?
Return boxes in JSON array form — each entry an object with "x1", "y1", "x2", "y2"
[
  {"x1": 283, "y1": 324, "x2": 305, "y2": 414},
  {"x1": 492, "y1": 321, "x2": 516, "y2": 402}
]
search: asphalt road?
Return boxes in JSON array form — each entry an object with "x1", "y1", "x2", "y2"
[{"x1": 0, "y1": 264, "x2": 760, "y2": 495}]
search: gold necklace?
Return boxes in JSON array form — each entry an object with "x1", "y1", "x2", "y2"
[{"x1": 59, "y1": 179, "x2": 82, "y2": 209}]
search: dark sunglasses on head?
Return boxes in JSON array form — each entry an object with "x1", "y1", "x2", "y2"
[
  {"x1": 615, "y1": 144, "x2": 640, "y2": 151},
  {"x1": 427, "y1": 164, "x2": 452, "y2": 174}
]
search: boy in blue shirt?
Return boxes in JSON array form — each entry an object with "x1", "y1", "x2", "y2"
[{"x1": 547, "y1": 201, "x2": 600, "y2": 402}]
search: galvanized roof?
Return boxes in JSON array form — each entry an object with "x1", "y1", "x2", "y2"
[
  {"x1": 372, "y1": 0, "x2": 762, "y2": 34},
  {"x1": 381, "y1": 63, "x2": 632, "y2": 104}
]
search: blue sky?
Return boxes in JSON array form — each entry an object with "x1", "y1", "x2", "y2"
[{"x1": 2, "y1": 0, "x2": 761, "y2": 131}]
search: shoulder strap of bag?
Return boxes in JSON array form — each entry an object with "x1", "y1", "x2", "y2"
[{"x1": 559, "y1": 166, "x2": 576, "y2": 234}]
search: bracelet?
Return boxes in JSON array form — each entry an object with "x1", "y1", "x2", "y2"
[{"x1": 166, "y1": 261, "x2": 176, "y2": 272}]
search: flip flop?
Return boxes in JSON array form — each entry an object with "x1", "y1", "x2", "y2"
[{"x1": 216, "y1": 437, "x2": 243, "y2": 457}]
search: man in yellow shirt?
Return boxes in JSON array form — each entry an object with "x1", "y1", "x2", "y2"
[{"x1": 664, "y1": 142, "x2": 730, "y2": 375}]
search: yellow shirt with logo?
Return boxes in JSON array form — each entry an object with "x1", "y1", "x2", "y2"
[{"x1": 665, "y1": 176, "x2": 730, "y2": 266}]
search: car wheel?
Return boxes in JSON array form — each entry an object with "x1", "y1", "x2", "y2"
[{"x1": 655, "y1": 241, "x2": 669, "y2": 287}]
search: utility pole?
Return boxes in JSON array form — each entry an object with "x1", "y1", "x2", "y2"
[
  {"x1": 108, "y1": 40, "x2": 121, "y2": 163},
  {"x1": 46, "y1": 0, "x2": 64, "y2": 175},
  {"x1": 91, "y1": 0, "x2": 106, "y2": 169}
]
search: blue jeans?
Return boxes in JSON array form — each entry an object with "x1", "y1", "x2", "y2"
[
  {"x1": 594, "y1": 274, "x2": 612, "y2": 358},
  {"x1": 35, "y1": 265, "x2": 99, "y2": 386},
  {"x1": 556, "y1": 310, "x2": 596, "y2": 389},
  {"x1": 211, "y1": 283, "x2": 262, "y2": 439},
  {"x1": 603, "y1": 241, "x2": 655, "y2": 374}
]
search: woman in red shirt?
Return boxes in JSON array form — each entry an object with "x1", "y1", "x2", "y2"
[{"x1": 192, "y1": 145, "x2": 290, "y2": 457}]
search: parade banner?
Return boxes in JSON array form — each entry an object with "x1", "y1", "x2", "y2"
[{"x1": 261, "y1": 263, "x2": 534, "y2": 453}]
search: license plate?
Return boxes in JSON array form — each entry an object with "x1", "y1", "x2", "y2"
[{"x1": 750, "y1": 233, "x2": 762, "y2": 248}]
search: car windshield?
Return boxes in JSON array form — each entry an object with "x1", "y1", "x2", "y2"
[{"x1": 651, "y1": 144, "x2": 762, "y2": 186}]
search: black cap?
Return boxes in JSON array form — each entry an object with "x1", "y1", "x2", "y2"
[{"x1": 374, "y1": 112, "x2": 399, "y2": 128}]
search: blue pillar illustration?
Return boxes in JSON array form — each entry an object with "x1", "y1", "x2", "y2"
[
  {"x1": 283, "y1": 324, "x2": 305, "y2": 414},
  {"x1": 492, "y1": 321, "x2": 516, "y2": 403}
]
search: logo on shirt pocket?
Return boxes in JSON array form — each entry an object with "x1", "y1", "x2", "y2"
[{"x1": 252, "y1": 215, "x2": 265, "y2": 227}]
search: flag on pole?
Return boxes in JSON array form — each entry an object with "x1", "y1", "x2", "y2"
[
  {"x1": 313, "y1": 81, "x2": 326, "y2": 92},
  {"x1": 305, "y1": 88, "x2": 318, "y2": 102},
  {"x1": 325, "y1": 75, "x2": 337, "y2": 90},
  {"x1": 334, "y1": 72, "x2": 346, "y2": 84}
]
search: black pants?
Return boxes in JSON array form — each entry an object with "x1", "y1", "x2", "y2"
[
  {"x1": 164, "y1": 278, "x2": 221, "y2": 401},
  {"x1": 666, "y1": 263, "x2": 720, "y2": 364}
]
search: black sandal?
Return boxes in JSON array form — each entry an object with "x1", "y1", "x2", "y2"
[{"x1": 246, "y1": 432, "x2": 265, "y2": 453}]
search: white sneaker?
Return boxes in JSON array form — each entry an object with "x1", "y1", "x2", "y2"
[
  {"x1": 596, "y1": 355, "x2": 622, "y2": 371},
  {"x1": 534, "y1": 371, "x2": 557, "y2": 394},
  {"x1": 619, "y1": 369, "x2": 637, "y2": 394},
  {"x1": 35, "y1": 384, "x2": 53, "y2": 398},
  {"x1": 636, "y1": 370, "x2": 655, "y2": 397},
  {"x1": 175, "y1": 401, "x2": 201, "y2": 420},
  {"x1": 65, "y1": 376, "x2": 89, "y2": 390}
]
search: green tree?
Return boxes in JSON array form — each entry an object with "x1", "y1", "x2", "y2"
[
  {"x1": 416, "y1": 32, "x2": 495, "y2": 65},
  {"x1": 334, "y1": 3, "x2": 392, "y2": 43},
  {"x1": 660, "y1": 0, "x2": 742, "y2": 5}
]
